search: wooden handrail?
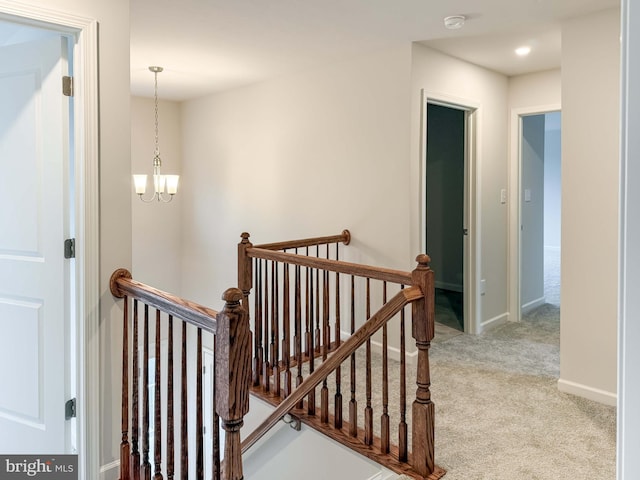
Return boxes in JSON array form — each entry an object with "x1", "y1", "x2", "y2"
[
  {"x1": 110, "y1": 268, "x2": 219, "y2": 333},
  {"x1": 246, "y1": 248, "x2": 413, "y2": 285},
  {"x1": 254, "y1": 229, "x2": 351, "y2": 251},
  {"x1": 240, "y1": 285, "x2": 423, "y2": 454}
]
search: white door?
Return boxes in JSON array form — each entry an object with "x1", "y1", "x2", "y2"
[{"x1": 0, "y1": 35, "x2": 71, "y2": 453}]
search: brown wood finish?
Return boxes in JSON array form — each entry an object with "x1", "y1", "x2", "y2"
[
  {"x1": 334, "y1": 264, "x2": 343, "y2": 430},
  {"x1": 295, "y1": 264, "x2": 303, "y2": 409},
  {"x1": 272, "y1": 261, "x2": 280, "y2": 397},
  {"x1": 254, "y1": 259, "x2": 263, "y2": 387},
  {"x1": 282, "y1": 263, "x2": 292, "y2": 398},
  {"x1": 364, "y1": 279, "x2": 373, "y2": 446},
  {"x1": 196, "y1": 328, "x2": 204, "y2": 480},
  {"x1": 398, "y1": 287, "x2": 408, "y2": 463},
  {"x1": 349, "y1": 275, "x2": 357, "y2": 438},
  {"x1": 180, "y1": 322, "x2": 188, "y2": 480},
  {"x1": 247, "y1": 247, "x2": 412, "y2": 285},
  {"x1": 254, "y1": 229, "x2": 350, "y2": 251},
  {"x1": 120, "y1": 295, "x2": 130, "y2": 480},
  {"x1": 142, "y1": 305, "x2": 151, "y2": 480},
  {"x1": 110, "y1": 269, "x2": 218, "y2": 334},
  {"x1": 381, "y1": 282, "x2": 390, "y2": 454},
  {"x1": 166, "y1": 316, "x2": 174, "y2": 480},
  {"x1": 411, "y1": 255, "x2": 436, "y2": 477},
  {"x1": 262, "y1": 260, "x2": 270, "y2": 393},
  {"x1": 241, "y1": 286, "x2": 422, "y2": 454},
  {"x1": 216, "y1": 289, "x2": 251, "y2": 480},
  {"x1": 154, "y1": 310, "x2": 163, "y2": 480},
  {"x1": 237, "y1": 232, "x2": 253, "y2": 310},
  {"x1": 131, "y1": 300, "x2": 141, "y2": 480}
]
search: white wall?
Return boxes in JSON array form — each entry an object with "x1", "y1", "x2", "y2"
[
  {"x1": 6, "y1": 0, "x2": 132, "y2": 477},
  {"x1": 180, "y1": 45, "x2": 413, "y2": 311},
  {"x1": 559, "y1": 7, "x2": 620, "y2": 404},
  {"x1": 410, "y1": 44, "x2": 509, "y2": 330},
  {"x1": 619, "y1": 1, "x2": 640, "y2": 476},
  {"x1": 131, "y1": 96, "x2": 182, "y2": 294},
  {"x1": 508, "y1": 69, "x2": 561, "y2": 109}
]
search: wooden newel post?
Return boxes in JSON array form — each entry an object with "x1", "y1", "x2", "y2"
[
  {"x1": 216, "y1": 288, "x2": 252, "y2": 480},
  {"x1": 237, "y1": 232, "x2": 253, "y2": 309},
  {"x1": 411, "y1": 254, "x2": 435, "y2": 477}
]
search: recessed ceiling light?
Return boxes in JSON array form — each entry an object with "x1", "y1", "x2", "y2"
[
  {"x1": 444, "y1": 15, "x2": 466, "y2": 30},
  {"x1": 515, "y1": 46, "x2": 531, "y2": 56}
]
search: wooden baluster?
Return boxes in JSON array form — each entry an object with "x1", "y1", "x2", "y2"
[
  {"x1": 154, "y1": 310, "x2": 163, "y2": 480},
  {"x1": 282, "y1": 263, "x2": 292, "y2": 397},
  {"x1": 271, "y1": 261, "x2": 280, "y2": 397},
  {"x1": 216, "y1": 289, "x2": 251, "y2": 480},
  {"x1": 304, "y1": 247, "x2": 313, "y2": 358},
  {"x1": 364, "y1": 279, "x2": 373, "y2": 446},
  {"x1": 131, "y1": 300, "x2": 141, "y2": 480},
  {"x1": 212, "y1": 334, "x2": 221, "y2": 480},
  {"x1": 180, "y1": 323, "x2": 188, "y2": 480},
  {"x1": 381, "y1": 282, "x2": 390, "y2": 454},
  {"x1": 334, "y1": 245, "x2": 342, "y2": 430},
  {"x1": 120, "y1": 296, "x2": 130, "y2": 480},
  {"x1": 314, "y1": 246, "x2": 321, "y2": 353},
  {"x1": 349, "y1": 275, "x2": 357, "y2": 437},
  {"x1": 196, "y1": 328, "x2": 204, "y2": 480},
  {"x1": 320, "y1": 267, "x2": 329, "y2": 424},
  {"x1": 142, "y1": 305, "x2": 151, "y2": 480},
  {"x1": 306, "y1": 247, "x2": 316, "y2": 415},
  {"x1": 262, "y1": 260, "x2": 270, "y2": 393},
  {"x1": 166, "y1": 316, "x2": 174, "y2": 480},
  {"x1": 295, "y1": 264, "x2": 304, "y2": 409},
  {"x1": 307, "y1": 262, "x2": 316, "y2": 416},
  {"x1": 398, "y1": 286, "x2": 408, "y2": 463},
  {"x1": 254, "y1": 259, "x2": 263, "y2": 387},
  {"x1": 411, "y1": 255, "x2": 435, "y2": 476}
]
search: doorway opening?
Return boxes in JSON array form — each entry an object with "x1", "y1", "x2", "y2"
[
  {"x1": 518, "y1": 111, "x2": 562, "y2": 317},
  {"x1": 423, "y1": 96, "x2": 478, "y2": 334}
]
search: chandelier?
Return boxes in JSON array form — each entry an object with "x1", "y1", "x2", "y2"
[{"x1": 133, "y1": 66, "x2": 179, "y2": 202}]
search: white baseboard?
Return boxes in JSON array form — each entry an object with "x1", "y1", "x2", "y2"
[
  {"x1": 480, "y1": 312, "x2": 509, "y2": 332},
  {"x1": 434, "y1": 281, "x2": 463, "y2": 293},
  {"x1": 557, "y1": 378, "x2": 617, "y2": 406},
  {"x1": 99, "y1": 459, "x2": 119, "y2": 480},
  {"x1": 521, "y1": 296, "x2": 545, "y2": 314}
]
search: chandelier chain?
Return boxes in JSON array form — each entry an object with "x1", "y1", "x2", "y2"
[{"x1": 154, "y1": 69, "x2": 159, "y2": 157}]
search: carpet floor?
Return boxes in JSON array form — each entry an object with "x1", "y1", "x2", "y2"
[{"x1": 426, "y1": 302, "x2": 616, "y2": 479}]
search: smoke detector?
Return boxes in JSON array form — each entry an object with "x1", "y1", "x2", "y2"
[{"x1": 444, "y1": 15, "x2": 466, "y2": 30}]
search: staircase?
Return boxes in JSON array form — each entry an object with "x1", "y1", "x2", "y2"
[{"x1": 241, "y1": 397, "x2": 401, "y2": 480}]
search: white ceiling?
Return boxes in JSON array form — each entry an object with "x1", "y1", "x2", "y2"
[
  {"x1": 131, "y1": 0, "x2": 618, "y2": 101},
  {"x1": 4, "y1": 1, "x2": 620, "y2": 101}
]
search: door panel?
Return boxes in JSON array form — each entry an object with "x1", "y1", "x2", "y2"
[{"x1": 0, "y1": 35, "x2": 69, "y2": 453}]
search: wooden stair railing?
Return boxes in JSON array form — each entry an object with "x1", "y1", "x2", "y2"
[
  {"x1": 237, "y1": 232, "x2": 445, "y2": 480},
  {"x1": 110, "y1": 269, "x2": 250, "y2": 480}
]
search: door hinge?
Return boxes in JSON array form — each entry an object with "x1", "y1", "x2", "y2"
[
  {"x1": 64, "y1": 238, "x2": 75, "y2": 259},
  {"x1": 65, "y1": 398, "x2": 76, "y2": 420},
  {"x1": 62, "y1": 76, "x2": 74, "y2": 97}
]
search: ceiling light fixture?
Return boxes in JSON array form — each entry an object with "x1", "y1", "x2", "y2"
[
  {"x1": 515, "y1": 46, "x2": 532, "y2": 56},
  {"x1": 133, "y1": 66, "x2": 179, "y2": 203},
  {"x1": 443, "y1": 15, "x2": 466, "y2": 30}
]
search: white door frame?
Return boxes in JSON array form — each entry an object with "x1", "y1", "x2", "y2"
[
  {"x1": 508, "y1": 104, "x2": 561, "y2": 323},
  {"x1": 0, "y1": 2, "x2": 99, "y2": 478},
  {"x1": 420, "y1": 90, "x2": 480, "y2": 334}
]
